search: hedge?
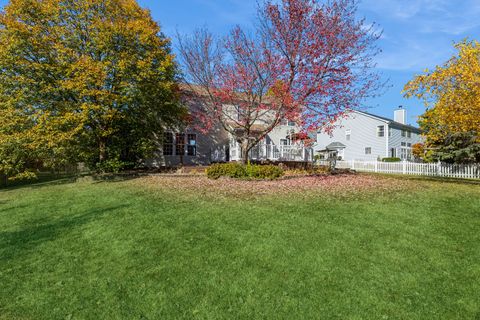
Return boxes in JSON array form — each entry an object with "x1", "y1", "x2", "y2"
[
  {"x1": 382, "y1": 157, "x2": 402, "y2": 162},
  {"x1": 206, "y1": 163, "x2": 284, "y2": 180}
]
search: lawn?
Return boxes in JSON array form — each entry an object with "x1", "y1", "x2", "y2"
[{"x1": 0, "y1": 174, "x2": 479, "y2": 319}]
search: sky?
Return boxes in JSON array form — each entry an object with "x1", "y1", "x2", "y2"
[{"x1": 1, "y1": 0, "x2": 480, "y2": 126}]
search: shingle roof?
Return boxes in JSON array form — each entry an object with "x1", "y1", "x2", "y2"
[
  {"x1": 354, "y1": 110, "x2": 421, "y2": 132},
  {"x1": 326, "y1": 142, "x2": 346, "y2": 149}
]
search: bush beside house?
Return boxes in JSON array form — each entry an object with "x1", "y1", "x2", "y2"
[
  {"x1": 382, "y1": 157, "x2": 402, "y2": 162},
  {"x1": 206, "y1": 163, "x2": 284, "y2": 180}
]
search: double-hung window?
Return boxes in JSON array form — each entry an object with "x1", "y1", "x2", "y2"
[
  {"x1": 377, "y1": 125, "x2": 385, "y2": 137},
  {"x1": 365, "y1": 147, "x2": 372, "y2": 155},
  {"x1": 401, "y1": 130, "x2": 406, "y2": 137},
  {"x1": 187, "y1": 134, "x2": 197, "y2": 156},
  {"x1": 175, "y1": 133, "x2": 185, "y2": 156},
  {"x1": 345, "y1": 129, "x2": 351, "y2": 141},
  {"x1": 407, "y1": 131, "x2": 412, "y2": 138},
  {"x1": 163, "y1": 132, "x2": 174, "y2": 156}
]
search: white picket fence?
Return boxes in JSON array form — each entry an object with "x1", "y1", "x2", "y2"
[{"x1": 335, "y1": 160, "x2": 480, "y2": 180}]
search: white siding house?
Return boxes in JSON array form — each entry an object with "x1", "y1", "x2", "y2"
[{"x1": 315, "y1": 108, "x2": 422, "y2": 161}]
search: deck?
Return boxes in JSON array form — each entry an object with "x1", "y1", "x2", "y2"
[{"x1": 229, "y1": 144, "x2": 313, "y2": 163}]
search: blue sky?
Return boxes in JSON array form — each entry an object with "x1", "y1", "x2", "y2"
[{"x1": 2, "y1": 0, "x2": 480, "y2": 125}]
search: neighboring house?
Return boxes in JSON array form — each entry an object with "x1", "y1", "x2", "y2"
[
  {"x1": 145, "y1": 88, "x2": 313, "y2": 168},
  {"x1": 315, "y1": 107, "x2": 422, "y2": 161}
]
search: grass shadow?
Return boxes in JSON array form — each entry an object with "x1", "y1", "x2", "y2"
[
  {"x1": 0, "y1": 204, "x2": 30, "y2": 215},
  {"x1": 362, "y1": 172, "x2": 480, "y2": 186},
  {"x1": 0, "y1": 204, "x2": 129, "y2": 263},
  {"x1": 0, "y1": 173, "x2": 147, "y2": 194},
  {"x1": 90, "y1": 172, "x2": 146, "y2": 184},
  {"x1": 0, "y1": 175, "x2": 80, "y2": 192}
]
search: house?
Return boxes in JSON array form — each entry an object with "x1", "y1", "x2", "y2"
[
  {"x1": 315, "y1": 107, "x2": 422, "y2": 161},
  {"x1": 146, "y1": 87, "x2": 313, "y2": 168}
]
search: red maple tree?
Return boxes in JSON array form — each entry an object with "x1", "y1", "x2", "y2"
[{"x1": 178, "y1": 0, "x2": 382, "y2": 163}]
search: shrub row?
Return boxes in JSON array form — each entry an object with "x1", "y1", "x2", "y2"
[
  {"x1": 206, "y1": 163, "x2": 284, "y2": 180},
  {"x1": 381, "y1": 157, "x2": 402, "y2": 162}
]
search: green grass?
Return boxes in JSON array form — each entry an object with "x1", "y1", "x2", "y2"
[{"x1": 0, "y1": 175, "x2": 479, "y2": 319}]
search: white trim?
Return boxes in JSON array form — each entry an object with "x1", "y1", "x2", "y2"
[
  {"x1": 385, "y1": 123, "x2": 389, "y2": 158},
  {"x1": 352, "y1": 110, "x2": 390, "y2": 124}
]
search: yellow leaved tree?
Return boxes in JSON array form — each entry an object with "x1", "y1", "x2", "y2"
[
  {"x1": 0, "y1": 0, "x2": 185, "y2": 180},
  {"x1": 403, "y1": 40, "x2": 480, "y2": 163}
]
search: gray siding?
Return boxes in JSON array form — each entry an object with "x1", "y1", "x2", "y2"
[
  {"x1": 268, "y1": 122, "x2": 301, "y2": 145},
  {"x1": 147, "y1": 122, "x2": 229, "y2": 168},
  {"x1": 316, "y1": 112, "x2": 388, "y2": 161},
  {"x1": 388, "y1": 124, "x2": 422, "y2": 157},
  {"x1": 315, "y1": 111, "x2": 423, "y2": 161}
]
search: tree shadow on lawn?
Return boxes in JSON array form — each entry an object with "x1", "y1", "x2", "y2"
[
  {"x1": 90, "y1": 173, "x2": 145, "y2": 184},
  {"x1": 0, "y1": 204, "x2": 130, "y2": 263},
  {"x1": 0, "y1": 204, "x2": 30, "y2": 215},
  {"x1": 0, "y1": 173, "x2": 146, "y2": 192},
  {"x1": 369, "y1": 173, "x2": 480, "y2": 186},
  {"x1": 0, "y1": 176, "x2": 79, "y2": 192}
]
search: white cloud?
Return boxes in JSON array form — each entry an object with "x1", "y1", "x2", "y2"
[
  {"x1": 359, "y1": 0, "x2": 480, "y2": 71},
  {"x1": 362, "y1": 0, "x2": 480, "y2": 35}
]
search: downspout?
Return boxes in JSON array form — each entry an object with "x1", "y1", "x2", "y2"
[{"x1": 385, "y1": 122, "x2": 390, "y2": 158}]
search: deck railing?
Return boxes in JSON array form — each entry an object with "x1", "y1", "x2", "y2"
[{"x1": 230, "y1": 144, "x2": 313, "y2": 162}]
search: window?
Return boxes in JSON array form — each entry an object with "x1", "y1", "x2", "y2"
[
  {"x1": 401, "y1": 142, "x2": 406, "y2": 147},
  {"x1": 163, "y1": 132, "x2": 173, "y2": 156},
  {"x1": 365, "y1": 147, "x2": 372, "y2": 155},
  {"x1": 345, "y1": 129, "x2": 351, "y2": 141},
  {"x1": 400, "y1": 147, "x2": 413, "y2": 160},
  {"x1": 377, "y1": 125, "x2": 385, "y2": 137},
  {"x1": 175, "y1": 133, "x2": 185, "y2": 155},
  {"x1": 407, "y1": 130, "x2": 412, "y2": 138},
  {"x1": 390, "y1": 148, "x2": 396, "y2": 157},
  {"x1": 187, "y1": 134, "x2": 197, "y2": 156},
  {"x1": 401, "y1": 129, "x2": 406, "y2": 137},
  {"x1": 280, "y1": 139, "x2": 289, "y2": 146},
  {"x1": 236, "y1": 108, "x2": 244, "y2": 122},
  {"x1": 281, "y1": 119, "x2": 295, "y2": 126},
  {"x1": 407, "y1": 143, "x2": 412, "y2": 147}
]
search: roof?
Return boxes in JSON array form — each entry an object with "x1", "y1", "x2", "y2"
[
  {"x1": 326, "y1": 142, "x2": 346, "y2": 149},
  {"x1": 179, "y1": 83, "x2": 274, "y2": 104},
  {"x1": 227, "y1": 122, "x2": 268, "y2": 133},
  {"x1": 353, "y1": 110, "x2": 421, "y2": 132}
]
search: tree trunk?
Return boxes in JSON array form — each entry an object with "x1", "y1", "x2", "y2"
[
  {"x1": 99, "y1": 139, "x2": 107, "y2": 163},
  {"x1": 0, "y1": 173, "x2": 7, "y2": 188},
  {"x1": 240, "y1": 140, "x2": 250, "y2": 165}
]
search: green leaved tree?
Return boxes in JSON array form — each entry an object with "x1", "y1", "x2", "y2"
[{"x1": 0, "y1": 0, "x2": 185, "y2": 179}]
